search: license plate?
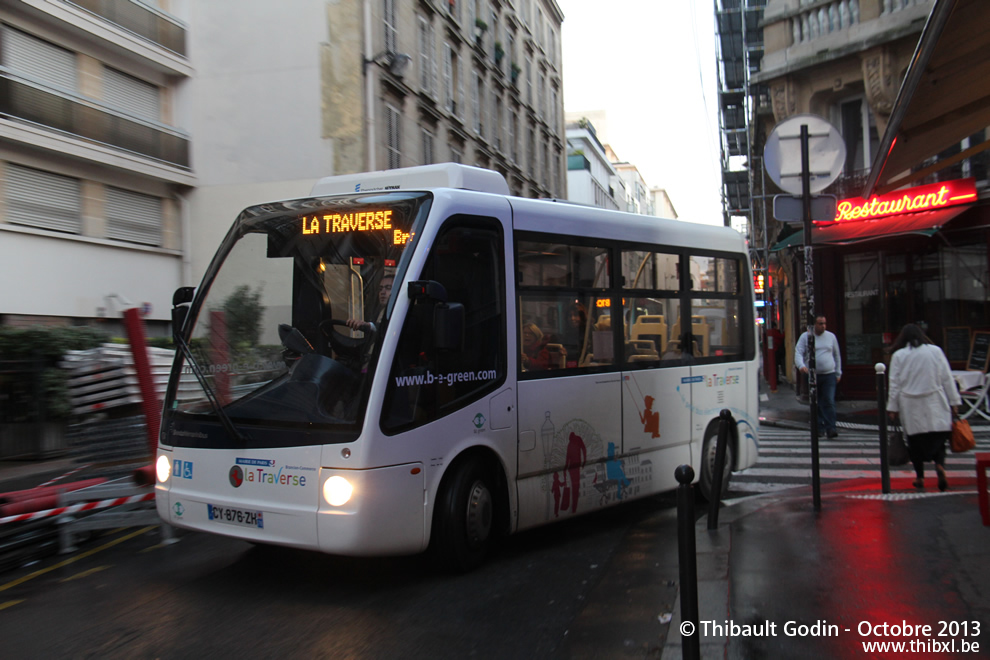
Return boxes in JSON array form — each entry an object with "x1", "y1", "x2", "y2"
[{"x1": 207, "y1": 504, "x2": 264, "y2": 529}]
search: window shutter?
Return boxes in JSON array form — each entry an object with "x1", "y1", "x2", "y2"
[
  {"x1": 105, "y1": 187, "x2": 162, "y2": 246},
  {"x1": 103, "y1": 67, "x2": 160, "y2": 122},
  {"x1": 2, "y1": 26, "x2": 76, "y2": 92},
  {"x1": 5, "y1": 164, "x2": 81, "y2": 234}
]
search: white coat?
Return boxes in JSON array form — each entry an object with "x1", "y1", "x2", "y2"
[{"x1": 887, "y1": 344, "x2": 961, "y2": 436}]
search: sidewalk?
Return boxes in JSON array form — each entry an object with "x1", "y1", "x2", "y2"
[{"x1": 659, "y1": 384, "x2": 990, "y2": 658}]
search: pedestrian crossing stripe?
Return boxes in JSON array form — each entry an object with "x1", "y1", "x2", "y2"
[{"x1": 728, "y1": 430, "x2": 989, "y2": 496}]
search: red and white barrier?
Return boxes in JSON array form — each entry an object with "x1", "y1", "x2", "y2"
[
  {"x1": 35, "y1": 464, "x2": 92, "y2": 488},
  {"x1": 0, "y1": 491, "x2": 155, "y2": 525}
]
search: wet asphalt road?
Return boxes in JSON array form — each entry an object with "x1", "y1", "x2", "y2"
[{"x1": 0, "y1": 491, "x2": 687, "y2": 659}]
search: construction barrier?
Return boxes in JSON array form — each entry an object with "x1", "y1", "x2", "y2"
[{"x1": 0, "y1": 491, "x2": 155, "y2": 526}]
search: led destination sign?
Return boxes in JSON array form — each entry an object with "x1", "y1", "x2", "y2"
[{"x1": 301, "y1": 210, "x2": 410, "y2": 245}]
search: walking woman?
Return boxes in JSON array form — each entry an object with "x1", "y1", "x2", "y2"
[{"x1": 886, "y1": 324, "x2": 961, "y2": 491}]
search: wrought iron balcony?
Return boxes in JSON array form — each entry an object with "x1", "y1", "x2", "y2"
[{"x1": 0, "y1": 71, "x2": 190, "y2": 169}]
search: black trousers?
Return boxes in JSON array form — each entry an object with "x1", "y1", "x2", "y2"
[{"x1": 907, "y1": 431, "x2": 949, "y2": 478}]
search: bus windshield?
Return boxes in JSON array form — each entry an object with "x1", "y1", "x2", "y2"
[{"x1": 165, "y1": 191, "x2": 432, "y2": 442}]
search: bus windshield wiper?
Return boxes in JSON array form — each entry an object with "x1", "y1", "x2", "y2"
[{"x1": 174, "y1": 334, "x2": 247, "y2": 446}]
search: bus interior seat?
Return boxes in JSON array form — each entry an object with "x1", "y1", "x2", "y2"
[
  {"x1": 626, "y1": 339, "x2": 659, "y2": 363},
  {"x1": 630, "y1": 315, "x2": 667, "y2": 354},
  {"x1": 671, "y1": 317, "x2": 710, "y2": 357}
]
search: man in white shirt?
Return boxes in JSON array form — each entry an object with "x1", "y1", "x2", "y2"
[{"x1": 794, "y1": 316, "x2": 842, "y2": 438}]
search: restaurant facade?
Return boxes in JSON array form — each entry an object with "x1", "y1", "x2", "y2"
[
  {"x1": 771, "y1": 175, "x2": 990, "y2": 398},
  {"x1": 752, "y1": 0, "x2": 990, "y2": 399}
]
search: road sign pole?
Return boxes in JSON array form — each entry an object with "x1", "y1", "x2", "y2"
[{"x1": 801, "y1": 124, "x2": 822, "y2": 512}]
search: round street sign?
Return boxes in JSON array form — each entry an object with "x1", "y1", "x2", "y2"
[{"x1": 764, "y1": 114, "x2": 846, "y2": 195}]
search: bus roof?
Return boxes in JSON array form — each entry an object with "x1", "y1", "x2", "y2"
[
  {"x1": 311, "y1": 163, "x2": 510, "y2": 197},
  {"x1": 508, "y1": 196, "x2": 747, "y2": 254}
]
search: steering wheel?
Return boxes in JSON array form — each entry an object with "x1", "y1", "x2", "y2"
[{"x1": 319, "y1": 319, "x2": 376, "y2": 358}]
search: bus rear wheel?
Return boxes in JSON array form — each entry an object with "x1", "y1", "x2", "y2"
[
  {"x1": 699, "y1": 424, "x2": 733, "y2": 502},
  {"x1": 431, "y1": 457, "x2": 494, "y2": 572}
]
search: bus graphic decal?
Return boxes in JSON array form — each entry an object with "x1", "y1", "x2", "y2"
[
  {"x1": 545, "y1": 419, "x2": 606, "y2": 518},
  {"x1": 625, "y1": 374, "x2": 660, "y2": 438}
]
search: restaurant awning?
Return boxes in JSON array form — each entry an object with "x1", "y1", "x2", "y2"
[
  {"x1": 864, "y1": 0, "x2": 990, "y2": 196},
  {"x1": 771, "y1": 205, "x2": 971, "y2": 250}
]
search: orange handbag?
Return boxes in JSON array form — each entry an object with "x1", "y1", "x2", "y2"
[{"x1": 951, "y1": 419, "x2": 976, "y2": 453}]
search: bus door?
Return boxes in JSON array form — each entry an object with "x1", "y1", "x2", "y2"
[
  {"x1": 377, "y1": 198, "x2": 514, "y2": 543},
  {"x1": 514, "y1": 240, "x2": 621, "y2": 529},
  {"x1": 620, "y1": 293, "x2": 693, "y2": 496}
]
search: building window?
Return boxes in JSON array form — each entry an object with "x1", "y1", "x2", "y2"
[
  {"x1": 418, "y1": 16, "x2": 436, "y2": 97},
  {"x1": 106, "y1": 186, "x2": 162, "y2": 246},
  {"x1": 837, "y1": 97, "x2": 879, "y2": 173},
  {"x1": 550, "y1": 86, "x2": 558, "y2": 131},
  {"x1": 422, "y1": 127, "x2": 435, "y2": 165},
  {"x1": 528, "y1": 127, "x2": 536, "y2": 178},
  {"x1": 384, "y1": 0, "x2": 397, "y2": 54},
  {"x1": 1, "y1": 26, "x2": 77, "y2": 93},
  {"x1": 472, "y1": 70, "x2": 482, "y2": 135},
  {"x1": 451, "y1": 145, "x2": 463, "y2": 164},
  {"x1": 385, "y1": 103, "x2": 401, "y2": 169},
  {"x1": 443, "y1": 43, "x2": 455, "y2": 113},
  {"x1": 542, "y1": 142, "x2": 550, "y2": 188},
  {"x1": 104, "y1": 67, "x2": 160, "y2": 122},
  {"x1": 493, "y1": 95, "x2": 502, "y2": 151},
  {"x1": 509, "y1": 109, "x2": 518, "y2": 163},
  {"x1": 538, "y1": 72, "x2": 545, "y2": 120},
  {"x1": 4, "y1": 163, "x2": 81, "y2": 234},
  {"x1": 526, "y1": 56, "x2": 533, "y2": 106}
]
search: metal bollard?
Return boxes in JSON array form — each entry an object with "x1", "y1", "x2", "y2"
[
  {"x1": 876, "y1": 363, "x2": 891, "y2": 494},
  {"x1": 675, "y1": 464, "x2": 700, "y2": 660},
  {"x1": 707, "y1": 409, "x2": 732, "y2": 530}
]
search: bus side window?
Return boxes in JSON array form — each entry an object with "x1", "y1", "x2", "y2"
[{"x1": 382, "y1": 216, "x2": 505, "y2": 433}]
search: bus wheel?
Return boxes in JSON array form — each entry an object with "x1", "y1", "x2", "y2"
[
  {"x1": 431, "y1": 458, "x2": 494, "y2": 572},
  {"x1": 699, "y1": 424, "x2": 733, "y2": 502}
]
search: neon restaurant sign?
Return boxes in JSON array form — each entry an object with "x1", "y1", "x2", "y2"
[{"x1": 834, "y1": 178, "x2": 977, "y2": 222}]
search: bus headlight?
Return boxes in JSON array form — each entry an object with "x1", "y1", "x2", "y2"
[
  {"x1": 323, "y1": 475, "x2": 353, "y2": 507},
  {"x1": 156, "y1": 455, "x2": 171, "y2": 483}
]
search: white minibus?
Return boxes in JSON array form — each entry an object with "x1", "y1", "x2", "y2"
[{"x1": 156, "y1": 164, "x2": 759, "y2": 570}]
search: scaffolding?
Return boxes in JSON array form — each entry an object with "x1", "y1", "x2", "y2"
[{"x1": 714, "y1": 0, "x2": 767, "y2": 285}]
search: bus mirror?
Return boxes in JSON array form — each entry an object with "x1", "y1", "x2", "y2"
[
  {"x1": 171, "y1": 287, "x2": 195, "y2": 339},
  {"x1": 434, "y1": 302, "x2": 464, "y2": 351},
  {"x1": 408, "y1": 280, "x2": 448, "y2": 303}
]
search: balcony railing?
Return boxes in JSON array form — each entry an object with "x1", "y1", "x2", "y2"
[
  {"x1": 0, "y1": 71, "x2": 190, "y2": 169},
  {"x1": 789, "y1": 0, "x2": 926, "y2": 45},
  {"x1": 68, "y1": 0, "x2": 187, "y2": 56},
  {"x1": 791, "y1": 1, "x2": 860, "y2": 45}
]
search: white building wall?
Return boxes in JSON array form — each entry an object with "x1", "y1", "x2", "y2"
[
  {"x1": 182, "y1": 0, "x2": 337, "y2": 284},
  {"x1": 0, "y1": 229, "x2": 181, "y2": 321}
]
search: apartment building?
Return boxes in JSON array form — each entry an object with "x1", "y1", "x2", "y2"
[
  {"x1": 564, "y1": 116, "x2": 621, "y2": 210},
  {"x1": 355, "y1": 0, "x2": 566, "y2": 197},
  {"x1": 0, "y1": 0, "x2": 192, "y2": 334},
  {"x1": 0, "y1": 0, "x2": 566, "y2": 332}
]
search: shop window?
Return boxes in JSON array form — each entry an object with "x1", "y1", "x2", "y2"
[{"x1": 844, "y1": 253, "x2": 884, "y2": 365}]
